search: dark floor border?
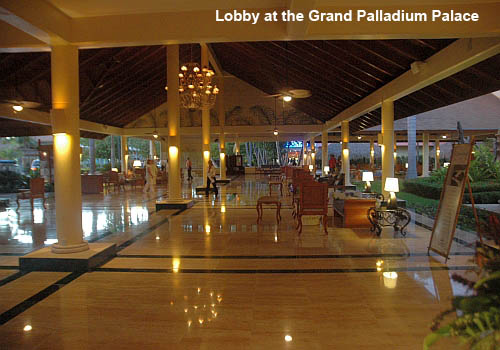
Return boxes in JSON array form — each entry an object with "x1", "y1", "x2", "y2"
[
  {"x1": 116, "y1": 251, "x2": 474, "y2": 259},
  {"x1": 0, "y1": 253, "x2": 25, "y2": 256},
  {"x1": 0, "y1": 266, "x2": 19, "y2": 270},
  {"x1": 94, "y1": 265, "x2": 475, "y2": 274},
  {"x1": 0, "y1": 271, "x2": 28, "y2": 287},
  {"x1": 0, "y1": 271, "x2": 83, "y2": 326}
]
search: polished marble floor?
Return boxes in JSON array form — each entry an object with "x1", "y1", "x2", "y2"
[{"x1": 0, "y1": 175, "x2": 478, "y2": 349}]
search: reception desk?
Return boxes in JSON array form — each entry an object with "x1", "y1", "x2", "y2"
[{"x1": 81, "y1": 174, "x2": 103, "y2": 194}]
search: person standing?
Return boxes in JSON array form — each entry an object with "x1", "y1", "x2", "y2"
[
  {"x1": 186, "y1": 157, "x2": 193, "y2": 181},
  {"x1": 205, "y1": 159, "x2": 218, "y2": 197},
  {"x1": 329, "y1": 155, "x2": 336, "y2": 173},
  {"x1": 143, "y1": 159, "x2": 158, "y2": 194}
]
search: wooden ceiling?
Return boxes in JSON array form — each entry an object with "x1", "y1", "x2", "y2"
[{"x1": 0, "y1": 39, "x2": 499, "y2": 138}]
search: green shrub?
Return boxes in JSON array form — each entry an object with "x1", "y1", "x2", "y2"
[
  {"x1": 469, "y1": 182, "x2": 500, "y2": 193},
  {"x1": 469, "y1": 140, "x2": 500, "y2": 182},
  {"x1": 0, "y1": 170, "x2": 29, "y2": 193},
  {"x1": 402, "y1": 179, "x2": 443, "y2": 200},
  {"x1": 463, "y1": 191, "x2": 500, "y2": 204}
]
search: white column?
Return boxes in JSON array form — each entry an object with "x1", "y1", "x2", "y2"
[
  {"x1": 369, "y1": 139, "x2": 375, "y2": 168},
  {"x1": 310, "y1": 136, "x2": 316, "y2": 173},
  {"x1": 149, "y1": 140, "x2": 154, "y2": 159},
  {"x1": 201, "y1": 44, "x2": 210, "y2": 182},
  {"x1": 321, "y1": 130, "x2": 328, "y2": 175},
  {"x1": 382, "y1": 100, "x2": 394, "y2": 197},
  {"x1": 167, "y1": 45, "x2": 181, "y2": 199},
  {"x1": 120, "y1": 136, "x2": 128, "y2": 173},
  {"x1": 434, "y1": 138, "x2": 440, "y2": 170},
  {"x1": 235, "y1": 136, "x2": 240, "y2": 155},
  {"x1": 341, "y1": 121, "x2": 351, "y2": 186},
  {"x1": 50, "y1": 45, "x2": 88, "y2": 253},
  {"x1": 302, "y1": 137, "x2": 307, "y2": 166},
  {"x1": 110, "y1": 135, "x2": 115, "y2": 168},
  {"x1": 422, "y1": 132, "x2": 430, "y2": 177},
  {"x1": 406, "y1": 116, "x2": 417, "y2": 179},
  {"x1": 89, "y1": 138, "x2": 96, "y2": 174},
  {"x1": 160, "y1": 140, "x2": 167, "y2": 168},
  {"x1": 218, "y1": 79, "x2": 226, "y2": 180}
]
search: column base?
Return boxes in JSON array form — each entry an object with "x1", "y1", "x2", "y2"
[
  {"x1": 20, "y1": 243, "x2": 116, "y2": 271},
  {"x1": 51, "y1": 241, "x2": 89, "y2": 254},
  {"x1": 156, "y1": 199, "x2": 194, "y2": 211}
]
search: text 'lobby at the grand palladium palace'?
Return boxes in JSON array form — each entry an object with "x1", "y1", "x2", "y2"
[{"x1": 0, "y1": 1, "x2": 499, "y2": 349}]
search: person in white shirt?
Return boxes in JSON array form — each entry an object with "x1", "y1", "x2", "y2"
[
  {"x1": 143, "y1": 159, "x2": 158, "y2": 194},
  {"x1": 205, "y1": 159, "x2": 218, "y2": 197}
]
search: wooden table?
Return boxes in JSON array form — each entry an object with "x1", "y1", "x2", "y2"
[{"x1": 256, "y1": 196, "x2": 282, "y2": 223}]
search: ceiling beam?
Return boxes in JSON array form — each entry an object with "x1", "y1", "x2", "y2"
[
  {"x1": 0, "y1": 0, "x2": 71, "y2": 45},
  {"x1": 325, "y1": 37, "x2": 500, "y2": 131},
  {"x1": 0, "y1": 103, "x2": 123, "y2": 135},
  {"x1": 2, "y1": 2, "x2": 499, "y2": 50}
]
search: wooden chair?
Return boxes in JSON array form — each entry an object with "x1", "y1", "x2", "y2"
[
  {"x1": 16, "y1": 177, "x2": 46, "y2": 210},
  {"x1": 297, "y1": 181, "x2": 328, "y2": 235}
]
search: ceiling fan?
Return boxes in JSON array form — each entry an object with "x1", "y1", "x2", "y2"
[{"x1": 265, "y1": 89, "x2": 312, "y2": 101}]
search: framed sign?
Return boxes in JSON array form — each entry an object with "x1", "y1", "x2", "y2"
[{"x1": 428, "y1": 143, "x2": 473, "y2": 260}]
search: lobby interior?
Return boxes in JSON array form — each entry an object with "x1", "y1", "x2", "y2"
[{"x1": 1, "y1": 1, "x2": 499, "y2": 349}]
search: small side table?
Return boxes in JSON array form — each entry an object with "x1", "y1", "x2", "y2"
[
  {"x1": 367, "y1": 206, "x2": 411, "y2": 236},
  {"x1": 257, "y1": 196, "x2": 282, "y2": 223}
]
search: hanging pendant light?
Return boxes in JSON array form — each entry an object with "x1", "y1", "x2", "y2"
[{"x1": 179, "y1": 45, "x2": 219, "y2": 109}]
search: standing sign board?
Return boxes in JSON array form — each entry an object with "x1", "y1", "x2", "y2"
[{"x1": 428, "y1": 143, "x2": 473, "y2": 260}]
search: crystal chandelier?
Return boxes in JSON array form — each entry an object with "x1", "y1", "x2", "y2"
[{"x1": 178, "y1": 63, "x2": 219, "y2": 109}]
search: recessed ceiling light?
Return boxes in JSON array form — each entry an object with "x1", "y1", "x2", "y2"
[
  {"x1": 13, "y1": 105, "x2": 23, "y2": 112},
  {"x1": 283, "y1": 95, "x2": 292, "y2": 102}
]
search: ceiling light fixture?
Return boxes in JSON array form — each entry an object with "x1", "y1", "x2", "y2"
[
  {"x1": 12, "y1": 105, "x2": 23, "y2": 112},
  {"x1": 179, "y1": 45, "x2": 219, "y2": 109},
  {"x1": 283, "y1": 95, "x2": 292, "y2": 102}
]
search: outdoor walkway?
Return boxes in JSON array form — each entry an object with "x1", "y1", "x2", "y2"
[{"x1": 0, "y1": 176, "x2": 475, "y2": 349}]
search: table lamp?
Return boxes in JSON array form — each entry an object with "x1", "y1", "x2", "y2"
[
  {"x1": 384, "y1": 177, "x2": 399, "y2": 209},
  {"x1": 111, "y1": 167, "x2": 118, "y2": 172},
  {"x1": 362, "y1": 171, "x2": 374, "y2": 193},
  {"x1": 132, "y1": 160, "x2": 141, "y2": 168},
  {"x1": 309, "y1": 164, "x2": 313, "y2": 172},
  {"x1": 324, "y1": 166, "x2": 330, "y2": 175}
]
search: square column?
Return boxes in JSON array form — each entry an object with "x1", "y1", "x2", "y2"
[
  {"x1": 167, "y1": 45, "x2": 181, "y2": 199},
  {"x1": 120, "y1": 136, "x2": 128, "y2": 173},
  {"x1": 370, "y1": 139, "x2": 375, "y2": 168},
  {"x1": 434, "y1": 138, "x2": 440, "y2": 169},
  {"x1": 235, "y1": 136, "x2": 240, "y2": 155},
  {"x1": 341, "y1": 121, "x2": 351, "y2": 186},
  {"x1": 218, "y1": 79, "x2": 226, "y2": 180},
  {"x1": 422, "y1": 132, "x2": 430, "y2": 177},
  {"x1": 321, "y1": 130, "x2": 328, "y2": 175},
  {"x1": 310, "y1": 136, "x2": 316, "y2": 173},
  {"x1": 381, "y1": 100, "x2": 394, "y2": 197},
  {"x1": 406, "y1": 116, "x2": 417, "y2": 179},
  {"x1": 50, "y1": 45, "x2": 88, "y2": 254},
  {"x1": 201, "y1": 44, "x2": 210, "y2": 182}
]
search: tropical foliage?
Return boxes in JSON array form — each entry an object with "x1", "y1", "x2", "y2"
[{"x1": 424, "y1": 242, "x2": 500, "y2": 350}]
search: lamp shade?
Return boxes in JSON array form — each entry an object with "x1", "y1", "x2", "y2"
[
  {"x1": 111, "y1": 168, "x2": 118, "y2": 172},
  {"x1": 384, "y1": 177, "x2": 399, "y2": 192},
  {"x1": 308, "y1": 164, "x2": 313, "y2": 171},
  {"x1": 323, "y1": 166, "x2": 330, "y2": 173},
  {"x1": 133, "y1": 160, "x2": 141, "y2": 168},
  {"x1": 362, "y1": 171, "x2": 373, "y2": 182}
]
